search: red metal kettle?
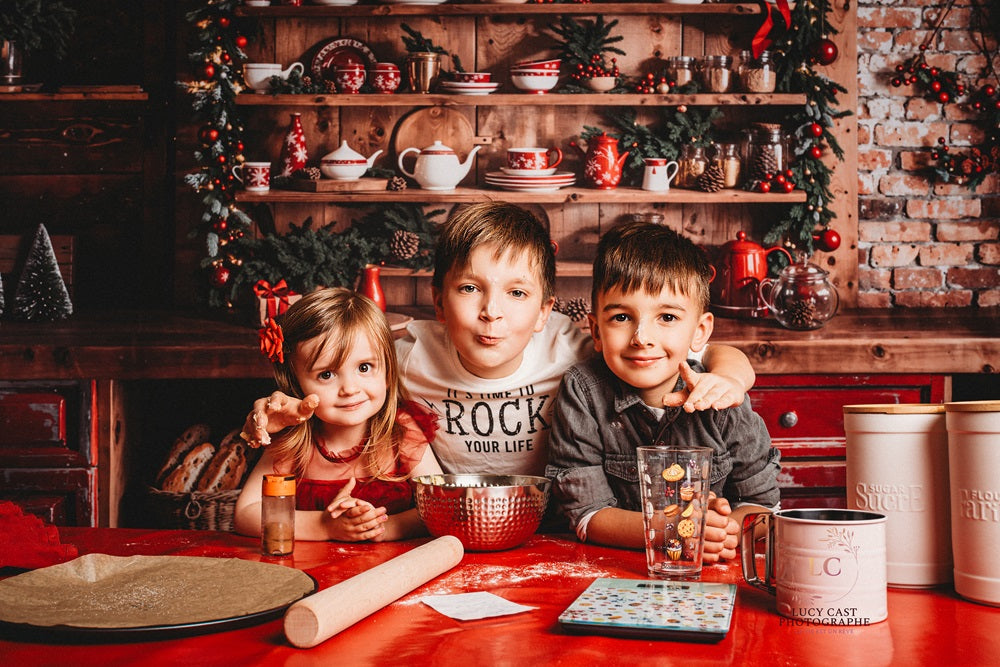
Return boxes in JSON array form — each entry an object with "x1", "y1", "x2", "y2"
[{"x1": 711, "y1": 231, "x2": 792, "y2": 317}]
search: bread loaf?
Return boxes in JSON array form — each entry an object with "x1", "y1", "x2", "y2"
[
  {"x1": 155, "y1": 424, "x2": 211, "y2": 486},
  {"x1": 161, "y1": 442, "x2": 216, "y2": 493},
  {"x1": 196, "y1": 431, "x2": 249, "y2": 493}
]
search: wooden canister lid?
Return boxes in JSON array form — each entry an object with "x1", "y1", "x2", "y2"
[
  {"x1": 843, "y1": 404, "x2": 946, "y2": 414},
  {"x1": 944, "y1": 399, "x2": 1000, "y2": 412}
]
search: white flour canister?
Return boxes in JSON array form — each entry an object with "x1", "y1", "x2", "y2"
[
  {"x1": 946, "y1": 399, "x2": 1000, "y2": 606},
  {"x1": 844, "y1": 404, "x2": 951, "y2": 588}
]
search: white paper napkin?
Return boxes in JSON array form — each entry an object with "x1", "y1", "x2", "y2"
[{"x1": 420, "y1": 592, "x2": 536, "y2": 621}]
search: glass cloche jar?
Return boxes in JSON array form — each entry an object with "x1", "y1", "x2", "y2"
[{"x1": 759, "y1": 260, "x2": 840, "y2": 330}]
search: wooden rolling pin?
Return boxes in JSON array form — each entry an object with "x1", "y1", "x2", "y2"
[{"x1": 284, "y1": 535, "x2": 464, "y2": 648}]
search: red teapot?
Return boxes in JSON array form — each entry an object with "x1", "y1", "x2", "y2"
[
  {"x1": 578, "y1": 132, "x2": 629, "y2": 189},
  {"x1": 711, "y1": 231, "x2": 792, "y2": 317}
]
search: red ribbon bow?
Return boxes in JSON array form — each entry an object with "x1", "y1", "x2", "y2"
[
  {"x1": 752, "y1": 0, "x2": 792, "y2": 59},
  {"x1": 254, "y1": 279, "x2": 296, "y2": 321},
  {"x1": 259, "y1": 317, "x2": 285, "y2": 364}
]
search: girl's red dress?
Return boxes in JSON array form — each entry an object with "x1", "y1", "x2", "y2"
[{"x1": 295, "y1": 402, "x2": 437, "y2": 514}]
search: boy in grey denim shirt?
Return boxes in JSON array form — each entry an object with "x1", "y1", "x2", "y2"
[{"x1": 546, "y1": 222, "x2": 780, "y2": 561}]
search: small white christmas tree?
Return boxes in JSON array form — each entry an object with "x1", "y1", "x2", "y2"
[{"x1": 11, "y1": 224, "x2": 73, "y2": 322}]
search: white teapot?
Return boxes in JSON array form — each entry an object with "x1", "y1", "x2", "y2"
[
  {"x1": 397, "y1": 140, "x2": 481, "y2": 191},
  {"x1": 320, "y1": 141, "x2": 383, "y2": 181}
]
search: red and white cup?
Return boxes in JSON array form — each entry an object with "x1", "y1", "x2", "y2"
[
  {"x1": 233, "y1": 161, "x2": 271, "y2": 193},
  {"x1": 454, "y1": 72, "x2": 492, "y2": 83},
  {"x1": 507, "y1": 146, "x2": 563, "y2": 171},
  {"x1": 371, "y1": 63, "x2": 401, "y2": 94},
  {"x1": 334, "y1": 65, "x2": 366, "y2": 94}
]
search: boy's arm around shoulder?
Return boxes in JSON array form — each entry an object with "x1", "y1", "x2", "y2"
[{"x1": 666, "y1": 344, "x2": 756, "y2": 412}]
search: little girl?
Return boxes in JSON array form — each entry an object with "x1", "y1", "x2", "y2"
[{"x1": 234, "y1": 287, "x2": 442, "y2": 542}]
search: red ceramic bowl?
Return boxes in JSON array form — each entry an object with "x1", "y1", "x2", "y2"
[{"x1": 454, "y1": 71, "x2": 492, "y2": 83}]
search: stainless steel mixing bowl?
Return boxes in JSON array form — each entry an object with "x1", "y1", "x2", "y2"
[{"x1": 413, "y1": 474, "x2": 551, "y2": 551}]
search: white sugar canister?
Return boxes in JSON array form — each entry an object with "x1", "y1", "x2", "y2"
[
  {"x1": 946, "y1": 399, "x2": 1000, "y2": 607},
  {"x1": 844, "y1": 403, "x2": 951, "y2": 588}
]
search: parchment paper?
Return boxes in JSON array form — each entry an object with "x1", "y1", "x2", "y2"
[{"x1": 0, "y1": 553, "x2": 314, "y2": 628}]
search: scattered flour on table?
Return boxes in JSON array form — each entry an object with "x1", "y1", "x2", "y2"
[{"x1": 398, "y1": 561, "x2": 616, "y2": 605}]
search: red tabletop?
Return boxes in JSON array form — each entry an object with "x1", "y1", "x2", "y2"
[{"x1": 1, "y1": 528, "x2": 997, "y2": 666}]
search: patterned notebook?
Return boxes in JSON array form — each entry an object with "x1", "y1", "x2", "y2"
[{"x1": 558, "y1": 578, "x2": 737, "y2": 642}]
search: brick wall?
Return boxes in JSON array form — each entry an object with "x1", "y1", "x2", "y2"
[{"x1": 856, "y1": 0, "x2": 1000, "y2": 307}]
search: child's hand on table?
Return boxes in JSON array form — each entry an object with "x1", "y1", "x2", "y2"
[
  {"x1": 240, "y1": 391, "x2": 319, "y2": 447},
  {"x1": 662, "y1": 362, "x2": 747, "y2": 413},
  {"x1": 702, "y1": 493, "x2": 739, "y2": 563},
  {"x1": 325, "y1": 478, "x2": 388, "y2": 542}
]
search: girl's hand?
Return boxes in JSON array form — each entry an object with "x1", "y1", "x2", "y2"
[
  {"x1": 324, "y1": 478, "x2": 388, "y2": 542},
  {"x1": 240, "y1": 391, "x2": 319, "y2": 447},
  {"x1": 662, "y1": 362, "x2": 746, "y2": 413},
  {"x1": 702, "y1": 494, "x2": 739, "y2": 563}
]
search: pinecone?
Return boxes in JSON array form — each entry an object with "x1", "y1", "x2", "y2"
[
  {"x1": 696, "y1": 162, "x2": 725, "y2": 192},
  {"x1": 555, "y1": 296, "x2": 590, "y2": 322},
  {"x1": 750, "y1": 146, "x2": 779, "y2": 182},
  {"x1": 390, "y1": 230, "x2": 420, "y2": 261},
  {"x1": 784, "y1": 300, "x2": 818, "y2": 329},
  {"x1": 293, "y1": 166, "x2": 322, "y2": 180},
  {"x1": 387, "y1": 175, "x2": 408, "y2": 191}
]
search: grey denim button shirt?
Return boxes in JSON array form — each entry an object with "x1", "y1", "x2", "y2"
[{"x1": 545, "y1": 355, "x2": 781, "y2": 531}]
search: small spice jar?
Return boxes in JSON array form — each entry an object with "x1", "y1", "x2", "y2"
[
  {"x1": 665, "y1": 56, "x2": 696, "y2": 87},
  {"x1": 261, "y1": 473, "x2": 296, "y2": 556},
  {"x1": 745, "y1": 123, "x2": 788, "y2": 183},
  {"x1": 676, "y1": 145, "x2": 709, "y2": 189},
  {"x1": 740, "y1": 50, "x2": 777, "y2": 93},
  {"x1": 698, "y1": 55, "x2": 733, "y2": 93},
  {"x1": 714, "y1": 142, "x2": 742, "y2": 188}
]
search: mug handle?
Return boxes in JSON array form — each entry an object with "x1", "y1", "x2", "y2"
[
  {"x1": 231, "y1": 163, "x2": 244, "y2": 184},
  {"x1": 547, "y1": 147, "x2": 563, "y2": 169},
  {"x1": 740, "y1": 512, "x2": 776, "y2": 595},
  {"x1": 758, "y1": 277, "x2": 776, "y2": 311}
]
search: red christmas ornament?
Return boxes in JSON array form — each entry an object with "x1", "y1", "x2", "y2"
[
  {"x1": 812, "y1": 38, "x2": 839, "y2": 66},
  {"x1": 781, "y1": 180, "x2": 796, "y2": 193},
  {"x1": 209, "y1": 265, "x2": 231, "y2": 288},
  {"x1": 204, "y1": 63, "x2": 216, "y2": 79},
  {"x1": 810, "y1": 122, "x2": 824, "y2": 138},
  {"x1": 758, "y1": 181, "x2": 772, "y2": 193},
  {"x1": 810, "y1": 144, "x2": 824, "y2": 159},
  {"x1": 199, "y1": 126, "x2": 220, "y2": 144},
  {"x1": 218, "y1": 16, "x2": 230, "y2": 28},
  {"x1": 236, "y1": 35, "x2": 248, "y2": 49},
  {"x1": 813, "y1": 229, "x2": 842, "y2": 252}
]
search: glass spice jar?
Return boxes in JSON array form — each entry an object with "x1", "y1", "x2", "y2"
[
  {"x1": 665, "y1": 56, "x2": 696, "y2": 87},
  {"x1": 745, "y1": 123, "x2": 788, "y2": 183},
  {"x1": 261, "y1": 473, "x2": 296, "y2": 557},
  {"x1": 676, "y1": 145, "x2": 709, "y2": 189},
  {"x1": 740, "y1": 50, "x2": 777, "y2": 93},
  {"x1": 698, "y1": 55, "x2": 733, "y2": 93},
  {"x1": 714, "y1": 142, "x2": 742, "y2": 188}
]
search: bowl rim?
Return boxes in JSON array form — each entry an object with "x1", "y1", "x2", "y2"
[{"x1": 412, "y1": 473, "x2": 551, "y2": 489}]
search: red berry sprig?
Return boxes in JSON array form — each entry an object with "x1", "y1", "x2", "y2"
[
  {"x1": 633, "y1": 71, "x2": 672, "y2": 94},
  {"x1": 570, "y1": 54, "x2": 620, "y2": 82},
  {"x1": 755, "y1": 169, "x2": 797, "y2": 194}
]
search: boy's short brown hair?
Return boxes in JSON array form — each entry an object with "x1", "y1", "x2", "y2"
[
  {"x1": 592, "y1": 221, "x2": 713, "y2": 313},
  {"x1": 432, "y1": 202, "x2": 556, "y2": 300}
]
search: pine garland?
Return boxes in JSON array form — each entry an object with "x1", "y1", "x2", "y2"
[
  {"x1": 179, "y1": 0, "x2": 253, "y2": 307},
  {"x1": 226, "y1": 205, "x2": 445, "y2": 304}
]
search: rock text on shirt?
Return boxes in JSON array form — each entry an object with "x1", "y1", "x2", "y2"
[{"x1": 421, "y1": 384, "x2": 551, "y2": 457}]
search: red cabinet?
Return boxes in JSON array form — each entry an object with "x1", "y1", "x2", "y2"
[
  {"x1": 750, "y1": 374, "x2": 946, "y2": 509},
  {"x1": 0, "y1": 382, "x2": 96, "y2": 526}
]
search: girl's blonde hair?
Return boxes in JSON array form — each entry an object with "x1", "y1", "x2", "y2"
[{"x1": 268, "y1": 287, "x2": 409, "y2": 480}]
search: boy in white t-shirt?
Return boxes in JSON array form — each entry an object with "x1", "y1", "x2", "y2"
[{"x1": 240, "y1": 202, "x2": 756, "y2": 480}]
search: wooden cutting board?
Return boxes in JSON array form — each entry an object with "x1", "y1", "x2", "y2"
[
  {"x1": 282, "y1": 177, "x2": 389, "y2": 192},
  {"x1": 392, "y1": 107, "x2": 476, "y2": 160}
]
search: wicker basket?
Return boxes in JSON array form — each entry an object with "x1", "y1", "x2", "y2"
[{"x1": 147, "y1": 487, "x2": 242, "y2": 532}]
